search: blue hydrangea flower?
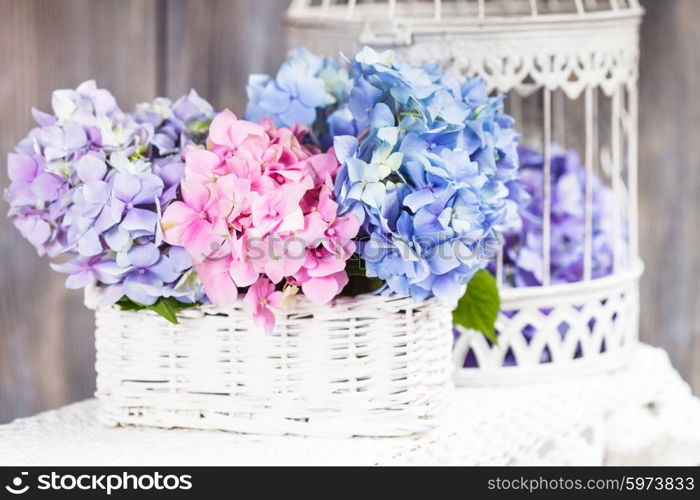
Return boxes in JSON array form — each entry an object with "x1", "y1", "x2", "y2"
[
  {"x1": 242, "y1": 46, "x2": 520, "y2": 307},
  {"x1": 332, "y1": 47, "x2": 520, "y2": 307},
  {"x1": 327, "y1": 106, "x2": 360, "y2": 139},
  {"x1": 245, "y1": 47, "x2": 347, "y2": 129}
]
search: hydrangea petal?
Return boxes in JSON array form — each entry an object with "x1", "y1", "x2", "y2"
[
  {"x1": 196, "y1": 260, "x2": 238, "y2": 305},
  {"x1": 121, "y1": 207, "x2": 158, "y2": 232},
  {"x1": 127, "y1": 243, "x2": 161, "y2": 268},
  {"x1": 76, "y1": 154, "x2": 107, "y2": 183},
  {"x1": 300, "y1": 275, "x2": 339, "y2": 305},
  {"x1": 77, "y1": 228, "x2": 103, "y2": 257},
  {"x1": 7, "y1": 153, "x2": 38, "y2": 182}
]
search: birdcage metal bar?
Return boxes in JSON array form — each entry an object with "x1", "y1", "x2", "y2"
[
  {"x1": 584, "y1": 86, "x2": 594, "y2": 281},
  {"x1": 542, "y1": 88, "x2": 552, "y2": 286},
  {"x1": 628, "y1": 83, "x2": 639, "y2": 261},
  {"x1": 611, "y1": 87, "x2": 623, "y2": 272}
]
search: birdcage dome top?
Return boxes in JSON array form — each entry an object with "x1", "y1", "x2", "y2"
[
  {"x1": 286, "y1": 0, "x2": 643, "y2": 97},
  {"x1": 287, "y1": 0, "x2": 643, "y2": 26},
  {"x1": 286, "y1": 0, "x2": 643, "y2": 51}
]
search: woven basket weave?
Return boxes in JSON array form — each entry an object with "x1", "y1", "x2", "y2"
[{"x1": 94, "y1": 294, "x2": 453, "y2": 437}]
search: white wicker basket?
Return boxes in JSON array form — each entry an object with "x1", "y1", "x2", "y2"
[{"x1": 94, "y1": 294, "x2": 453, "y2": 437}]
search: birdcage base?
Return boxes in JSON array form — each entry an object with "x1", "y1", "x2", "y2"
[{"x1": 453, "y1": 261, "x2": 643, "y2": 386}]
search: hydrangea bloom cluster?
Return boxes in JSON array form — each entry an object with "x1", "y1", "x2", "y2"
[
  {"x1": 495, "y1": 145, "x2": 618, "y2": 287},
  {"x1": 245, "y1": 47, "x2": 357, "y2": 152},
  {"x1": 329, "y1": 48, "x2": 520, "y2": 307},
  {"x1": 245, "y1": 47, "x2": 349, "y2": 130},
  {"x1": 161, "y1": 110, "x2": 359, "y2": 331},
  {"x1": 244, "y1": 47, "x2": 520, "y2": 309},
  {"x1": 4, "y1": 81, "x2": 214, "y2": 306},
  {"x1": 456, "y1": 146, "x2": 621, "y2": 367},
  {"x1": 8, "y1": 48, "x2": 522, "y2": 330}
]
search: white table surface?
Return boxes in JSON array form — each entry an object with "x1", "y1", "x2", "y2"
[{"x1": 2, "y1": 344, "x2": 699, "y2": 466}]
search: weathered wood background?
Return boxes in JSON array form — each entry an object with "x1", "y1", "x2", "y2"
[{"x1": 0, "y1": 0, "x2": 697, "y2": 423}]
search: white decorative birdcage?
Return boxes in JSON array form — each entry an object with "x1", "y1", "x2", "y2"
[{"x1": 286, "y1": 0, "x2": 644, "y2": 383}]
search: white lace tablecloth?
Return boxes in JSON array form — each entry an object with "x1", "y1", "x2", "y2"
[{"x1": 1, "y1": 344, "x2": 699, "y2": 466}]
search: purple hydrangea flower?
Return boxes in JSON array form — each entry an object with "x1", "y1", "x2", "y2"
[
  {"x1": 4, "y1": 81, "x2": 215, "y2": 306},
  {"x1": 494, "y1": 145, "x2": 619, "y2": 287},
  {"x1": 113, "y1": 243, "x2": 182, "y2": 306},
  {"x1": 109, "y1": 172, "x2": 164, "y2": 236},
  {"x1": 134, "y1": 90, "x2": 214, "y2": 206},
  {"x1": 50, "y1": 255, "x2": 122, "y2": 289}
]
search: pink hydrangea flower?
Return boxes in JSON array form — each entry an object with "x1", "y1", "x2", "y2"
[
  {"x1": 194, "y1": 256, "x2": 239, "y2": 306},
  {"x1": 161, "y1": 109, "x2": 359, "y2": 332},
  {"x1": 243, "y1": 278, "x2": 283, "y2": 333}
]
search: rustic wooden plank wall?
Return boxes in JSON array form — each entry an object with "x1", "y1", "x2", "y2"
[
  {"x1": 638, "y1": 0, "x2": 700, "y2": 393},
  {"x1": 0, "y1": 0, "x2": 697, "y2": 424},
  {"x1": 162, "y1": 0, "x2": 287, "y2": 113},
  {"x1": 0, "y1": 0, "x2": 286, "y2": 424},
  {"x1": 0, "y1": 0, "x2": 160, "y2": 424}
]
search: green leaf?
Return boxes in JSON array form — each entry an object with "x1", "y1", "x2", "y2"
[
  {"x1": 340, "y1": 255, "x2": 383, "y2": 296},
  {"x1": 342, "y1": 275, "x2": 383, "y2": 297},
  {"x1": 116, "y1": 296, "x2": 202, "y2": 325},
  {"x1": 116, "y1": 297, "x2": 146, "y2": 311},
  {"x1": 148, "y1": 299, "x2": 179, "y2": 325},
  {"x1": 452, "y1": 269, "x2": 500, "y2": 344},
  {"x1": 344, "y1": 255, "x2": 369, "y2": 277}
]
